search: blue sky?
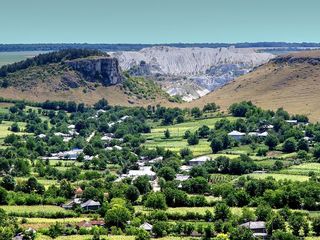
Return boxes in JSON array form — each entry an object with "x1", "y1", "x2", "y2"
[{"x1": 1, "y1": 0, "x2": 319, "y2": 43}]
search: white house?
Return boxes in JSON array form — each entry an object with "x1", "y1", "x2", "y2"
[
  {"x1": 180, "y1": 165, "x2": 192, "y2": 172},
  {"x1": 189, "y1": 156, "x2": 211, "y2": 166},
  {"x1": 148, "y1": 156, "x2": 164, "y2": 164},
  {"x1": 52, "y1": 148, "x2": 83, "y2": 160},
  {"x1": 37, "y1": 134, "x2": 46, "y2": 139},
  {"x1": 101, "y1": 136, "x2": 113, "y2": 141},
  {"x1": 140, "y1": 222, "x2": 153, "y2": 232},
  {"x1": 228, "y1": 130, "x2": 245, "y2": 141},
  {"x1": 128, "y1": 166, "x2": 156, "y2": 180},
  {"x1": 248, "y1": 131, "x2": 268, "y2": 138},
  {"x1": 286, "y1": 120, "x2": 298, "y2": 125},
  {"x1": 175, "y1": 174, "x2": 190, "y2": 181}
]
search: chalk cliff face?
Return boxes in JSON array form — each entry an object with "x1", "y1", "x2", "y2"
[
  {"x1": 66, "y1": 57, "x2": 122, "y2": 86},
  {"x1": 111, "y1": 46, "x2": 275, "y2": 101}
]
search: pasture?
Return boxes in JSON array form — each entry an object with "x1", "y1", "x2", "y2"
[
  {"x1": 245, "y1": 173, "x2": 310, "y2": 181},
  {"x1": 280, "y1": 163, "x2": 320, "y2": 176},
  {"x1": 144, "y1": 117, "x2": 237, "y2": 156},
  {"x1": 145, "y1": 117, "x2": 238, "y2": 139},
  {"x1": 134, "y1": 206, "x2": 244, "y2": 216},
  {"x1": 0, "y1": 51, "x2": 45, "y2": 67},
  {"x1": 0, "y1": 121, "x2": 28, "y2": 142},
  {"x1": 0, "y1": 205, "x2": 67, "y2": 214}
]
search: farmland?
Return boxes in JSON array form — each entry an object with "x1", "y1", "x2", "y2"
[{"x1": 0, "y1": 99, "x2": 320, "y2": 239}]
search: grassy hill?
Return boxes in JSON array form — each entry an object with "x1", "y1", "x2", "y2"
[
  {"x1": 0, "y1": 49, "x2": 175, "y2": 106},
  {"x1": 187, "y1": 50, "x2": 320, "y2": 121}
]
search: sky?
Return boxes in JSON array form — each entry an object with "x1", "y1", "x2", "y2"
[{"x1": 1, "y1": 0, "x2": 320, "y2": 44}]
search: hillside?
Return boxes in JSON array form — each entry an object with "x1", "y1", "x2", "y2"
[
  {"x1": 187, "y1": 50, "x2": 320, "y2": 121},
  {"x1": 0, "y1": 49, "x2": 174, "y2": 106},
  {"x1": 111, "y1": 46, "x2": 274, "y2": 101}
]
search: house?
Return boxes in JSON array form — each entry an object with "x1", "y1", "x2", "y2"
[
  {"x1": 189, "y1": 156, "x2": 211, "y2": 166},
  {"x1": 180, "y1": 165, "x2": 192, "y2": 172},
  {"x1": 228, "y1": 130, "x2": 245, "y2": 141},
  {"x1": 37, "y1": 134, "x2": 46, "y2": 139},
  {"x1": 97, "y1": 109, "x2": 106, "y2": 114},
  {"x1": 101, "y1": 136, "x2": 113, "y2": 141},
  {"x1": 128, "y1": 166, "x2": 156, "y2": 180},
  {"x1": 54, "y1": 132, "x2": 71, "y2": 137},
  {"x1": 175, "y1": 174, "x2": 190, "y2": 181},
  {"x1": 148, "y1": 156, "x2": 164, "y2": 164},
  {"x1": 68, "y1": 124, "x2": 75, "y2": 129},
  {"x1": 51, "y1": 148, "x2": 83, "y2": 160},
  {"x1": 63, "y1": 137, "x2": 72, "y2": 142},
  {"x1": 248, "y1": 131, "x2": 268, "y2": 138},
  {"x1": 120, "y1": 115, "x2": 130, "y2": 121},
  {"x1": 286, "y1": 120, "x2": 298, "y2": 125},
  {"x1": 80, "y1": 199, "x2": 101, "y2": 211},
  {"x1": 140, "y1": 222, "x2": 153, "y2": 232},
  {"x1": 240, "y1": 221, "x2": 267, "y2": 239},
  {"x1": 62, "y1": 198, "x2": 82, "y2": 209},
  {"x1": 105, "y1": 145, "x2": 123, "y2": 151}
]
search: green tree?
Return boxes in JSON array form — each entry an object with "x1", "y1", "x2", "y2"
[
  {"x1": 271, "y1": 230, "x2": 298, "y2": 240},
  {"x1": 211, "y1": 137, "x2": 223, "y2": 153},
  {"x1": 125, "y1": 185, "x2": 140, "y2": 203},
  {"x1": 255, "y1": 204, "x2": 272, "y2": 221},
  {"x1": 133, "y1": 176, "x2": 151, "y2": 194},
  {"x1": 265, "y1": 134, "x2": 279, "y2": 150},
  {"x1": 288, "y1": 212, "x2": 309, "y2": 236},
  {"x1": 214, "y1": 202, "x2": 231, "y2": 221},
  {"x1": 152, "y1": 221, "x2": 169, "y2": 237},
  {"x1": 164, "y1": 129, "x2": 170, "y2": 139},
  {"x1": 312, "y1": 217, "x2": 320, "y2": 236},
  {"x1": 297, "y1": 139, "x2": 309, "y2": 152},
  {"x1": 158, "y1": 167, "x2": 176, "y2": 181},
  {"x1": 1, "y1": 175, "x2": 15, "y2": 191},
  {"x1": 144, "y1": 192, "x2": 167, "y2": 210},
  {"x1": 187, "y1": 133, "x2": 199, "y2": 145},
  {"x1": 282, "y1": 138, "x2": 297, "y2": 153},
  {"x1": 267, "y1": 213, "x2": 286, "y2": 234},
  {"x1": 105, "y1": 206, "x2": 131, "y2": 228},
  {"x1": 135, "y1": 229, "x2": 150, "y2": 240},
  {"x1": 230, "y1": 226, "x2": 254, "y2": 240},
  {"x1": 10, "y1": 122, "x2": 20, "y2": 132},
  {"x1": 191, "y1": 107, "x2": 202, "y2": 118}
]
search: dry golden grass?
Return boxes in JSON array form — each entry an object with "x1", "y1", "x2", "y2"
[{"x1": 186, "y1": 51, "x2": 320, "y2": 122}]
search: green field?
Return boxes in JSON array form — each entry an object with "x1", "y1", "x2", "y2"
[
  {"x1": 0, "y1": 51, "x2": 45, "y2": 67},
  {"x1": 134, "y1": 206, "x2": 244, "y2": 216},
  {"x1": 245, "y1": 173, "x2": 310, "y2": 181},
  {"x1": 0, "y1": 121, "x2": 29, "y2": 142},
  {"x1": 0, "y1": 205, "x2": 67, "y2": 214},
  {"x1": 280, "y1": 163, "x2": 320, "y2": 176},
  {"x1": 144, "y1": 117, "x2": 237, "y2": 156},
  {"x1": 145, "y1": 117, "x2": 238, "y2": 139}
]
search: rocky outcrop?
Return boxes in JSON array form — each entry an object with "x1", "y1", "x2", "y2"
[
  {"x1": 111, "y1": 46, "x2": 274, "y2": 101},
  {"x1": 66, "y1": 57, "x2": 122, "y2": 86}
]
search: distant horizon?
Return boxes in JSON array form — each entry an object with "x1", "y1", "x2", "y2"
[
  {"x1": 1, "y1": 0, "x2": 320, "y2": 44},
  {"x1": 1, "y1": 42, "x2": 320, "y2": 44}
]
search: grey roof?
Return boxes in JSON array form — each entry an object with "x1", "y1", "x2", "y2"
[
  {"x1": 228, "y1": 130, "x2": 245, "y2": 136},
  {"x1": 140, "y1": 222, "x2": 153, "y2": 231},
  {"x1": 80, "y1": 199, "x2": 101, "y2": 208},
  {"x1": 240, "y1": 221, "x2": 266, "y2": 230}
]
